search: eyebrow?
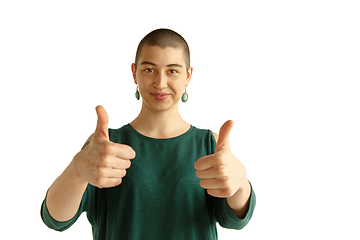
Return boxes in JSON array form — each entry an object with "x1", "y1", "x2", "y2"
[{"x1": 140, "y1": 61, "x2": 183, "y2": 68}]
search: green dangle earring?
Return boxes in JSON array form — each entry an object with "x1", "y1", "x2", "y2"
[
  {"x1": 181, "y1": 87, "x2": 188, "y2": 102},
  {"x1": 135, "y1": 85, "x2": 140, "y2": 100}
]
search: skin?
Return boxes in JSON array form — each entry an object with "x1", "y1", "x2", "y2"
[
  {"x1": 45, "y1": 44, "x2": 251, "y2": 223},
  {"x1": 195, "y1": 120, "x2": 251, "y2": 218},
  {"x1": 131, "y1": 44, "x2": 251, "y2": 218},
  {"x1": 130, "y1": 45, "x2": 193, "y2": 138}
]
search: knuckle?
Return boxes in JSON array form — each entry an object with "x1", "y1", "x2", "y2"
[
  {"x1": 215, "y1": 155, "x2": 225, "y2": 165},
  {"x1": 97, "y1": 167, "x2": 106, "y2": 178},
  {"x1": 102, "y1": 143, "x2": 113, "y2": 156},
  {"x1": 215, "y1": 168, "x2": 226, "y2": 178},
  {"x1": 94, "y1": 176, "x2": 104, "y2": 187},
  {"x1": 123, "y1": 145, "x2": 136, "y2": 159},
  {"x1": 113, "y1": 178, "x2": 122, "y2": 186},
  {"x1": 99, "y1": 157, "x2": 108, "y2": 167},
  {"x1": 99, "y1": 156, "x2": 108, "y2": 166},
  {"x1": 219, "y1": 177, "x2": 229, "y2": 187},
  {"x1": 132, "y1": 150, "x2": 136, "y2": 159},
  {"x1": 127, "y1": 160, "x2": 132, "y2": 168}
]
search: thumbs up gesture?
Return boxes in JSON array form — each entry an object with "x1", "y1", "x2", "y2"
[
  {"x1": 72, "y1": 106, "x2": 136, "y2": 188},
  {"x1": 194, "y1": 120, "x2": 248, "y2": 198}
]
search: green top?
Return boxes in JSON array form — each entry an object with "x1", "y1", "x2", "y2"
[{"x1": 41, "y1": 124, "x2": 256, "y2": 240}]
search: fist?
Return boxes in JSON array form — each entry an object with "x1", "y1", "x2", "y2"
[
  {"x1": 73, "y1": 106, "x2": 136, "y2": 188},
  {"x1": 194, "y1": 120, "x2": 248, "y2": 198}
]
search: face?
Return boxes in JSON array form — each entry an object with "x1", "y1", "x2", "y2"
[{"x1": 131, "y1": 45, "x2": 193, "y2": 112}]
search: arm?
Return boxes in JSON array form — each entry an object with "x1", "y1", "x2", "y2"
[
  {"x1": 212, "y1": 131, "x2": 251, "y2": 219},
  {"x1": 45, "y1": 137, "x2": 92, "y2": 222},
  {"x1": 195, "y1": 121, "x2": 252, "y2": 219},
  {"x1": 226, "y1": 179, "x2": 251, "y2": 218},
  {"x1": 44, "y1": 106, "x2": 135, "y2": 223}
]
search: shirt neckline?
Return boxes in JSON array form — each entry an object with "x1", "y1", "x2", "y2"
[{"x1": 126, "y1": 123, "x2": 194, "y2": 141}]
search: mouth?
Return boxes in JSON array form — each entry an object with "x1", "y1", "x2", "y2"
[
  {"x1": 151, "y1": 93, "x2": 170, "y2": 96},
  {"x1": 151, "y1": 93, "x2": 170, "y2": 100}
]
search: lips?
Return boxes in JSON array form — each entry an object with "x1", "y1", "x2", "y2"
[{"x1": 151, "y1": 93, "x2": 170, "y2": 100}]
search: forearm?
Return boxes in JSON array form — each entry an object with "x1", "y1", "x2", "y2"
[
  {"x1": 226, "y1": 180, "x2": 251, "y2": 219},
  {"x1": 46, "y1": 154, "x2": 88, "y2": 222}
]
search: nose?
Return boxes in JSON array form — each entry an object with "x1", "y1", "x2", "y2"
[{"x1": 153, "y1": 72, "x2": 167, "y2": 90}]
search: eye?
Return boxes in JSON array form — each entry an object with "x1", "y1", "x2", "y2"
[
  {"x1": 168, "y1": 69, "x2": 179, "y2": 74},
  {"x1": 144, "y1": 68, "x2": 154, "y2": 73}
]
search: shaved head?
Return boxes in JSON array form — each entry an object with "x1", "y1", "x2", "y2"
[{"x1": 135, "y1": 29, "x2": 190, "y2": 70}]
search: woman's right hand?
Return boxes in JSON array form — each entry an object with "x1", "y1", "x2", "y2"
[{"x1": 71, "y1": 105, "x2": 136, "y2": 188}]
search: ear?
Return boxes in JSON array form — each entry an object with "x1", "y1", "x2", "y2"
[
  {"x1": 131, "y1": 63, "x2": 137, "y2": 84},
  {"x1": 185, "y1": 66, "x2": 193, "y2": 87}
]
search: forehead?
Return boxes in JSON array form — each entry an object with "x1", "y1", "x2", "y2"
[{"x1": 139, "y1": 45, "x2": 186, "y2": 67}]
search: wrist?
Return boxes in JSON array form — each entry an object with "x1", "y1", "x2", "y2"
[
  {"x1": 226, "y1": 180, "x2": 251, "y2": 218},
  {"x1": 68, "y1": 152, "x2": 88, "y2": 186},
  {"x1": 238, "y1": 179, "x2": 250, "y2": 193}
]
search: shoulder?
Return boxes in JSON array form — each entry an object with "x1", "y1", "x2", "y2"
[
  {"x1": 212, "y1": 132, "x2": 219, "y2": 143},
  {"x1": 108, "y1": 124, "x2": 133, "y2": 143},
  {"x1": 191, "y1": 125, "x2": 219, "y2": 143}
]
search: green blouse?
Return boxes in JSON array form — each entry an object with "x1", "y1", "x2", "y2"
[{"x1": 41, "y1": 124, "x2": 256, "y2": 239}]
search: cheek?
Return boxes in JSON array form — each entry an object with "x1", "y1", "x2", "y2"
[
  {"x1": 170, "y1": 81, "x2": 185, "y2": 95},
  {"x1": 137, "y1": 73, "x2": 153, "y2": 87}
]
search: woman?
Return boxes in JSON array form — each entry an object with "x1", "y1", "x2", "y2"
[{"x1": 41, "y1": 28, "x2": 256, "y2": 239}]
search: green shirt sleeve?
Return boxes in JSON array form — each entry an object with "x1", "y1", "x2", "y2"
[
  {"x1": 40, "y1": 189, "x2": 88, "y2": 232},
  {"x1": 214, "y1": 181, "x2": 256, "y2": 230}
]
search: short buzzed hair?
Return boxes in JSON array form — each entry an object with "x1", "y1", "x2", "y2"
[{"x1": 135, "y1": 28, "x2": 190, "y2": 70}]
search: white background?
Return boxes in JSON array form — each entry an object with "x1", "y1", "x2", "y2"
[{"x1": 1, "y1": 0, "x2": 359, "y2": 239}]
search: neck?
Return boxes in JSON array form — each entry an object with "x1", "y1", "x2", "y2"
[{"x1": 130, "y1": 102, "x2": 190, "y2": 139}]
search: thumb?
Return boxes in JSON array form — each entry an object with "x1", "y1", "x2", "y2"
[
  {"x1": 215, "y1": 120, "x2": 234, "y2": 152},
  {"x1": 95, "y1": 105, "x2": 109, "y2": 140}
]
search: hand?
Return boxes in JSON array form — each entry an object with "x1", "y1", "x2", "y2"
[
  {"x1": 194, "y1": 120, "x2": 248, "y2": 198},
  {"x1": 72, "y1": 105, "x2": 136, "y2": 188}
]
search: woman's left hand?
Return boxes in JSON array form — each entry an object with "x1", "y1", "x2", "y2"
[{"x1": 194, "y1": 120, "x2": 248, "y2": 198}]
